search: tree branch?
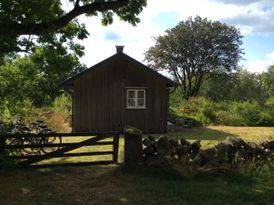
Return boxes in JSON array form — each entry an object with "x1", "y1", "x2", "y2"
[
  {"x1": 75, "y1": 0, "x2": 81, "y2": 8},
  {"x1": 0, "y1": 0, "x2": 129, "y2": 37}
]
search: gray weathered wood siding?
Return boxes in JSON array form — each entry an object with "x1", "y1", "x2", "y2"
[{"x1": 73, "y1": 57, "x2": 168, "y2": 133}]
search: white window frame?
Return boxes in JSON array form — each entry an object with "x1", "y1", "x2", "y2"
[{"x1": 126, "y1": 89, "x2": 146, "y2": 109}]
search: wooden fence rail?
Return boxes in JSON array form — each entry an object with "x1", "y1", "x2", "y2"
[{"x1": 0, "y1": 132, "x2": 120, "y2": 168}]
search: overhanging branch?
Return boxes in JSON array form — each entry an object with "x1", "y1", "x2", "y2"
[{"x1": 0, "y1": 0, "x2": 129, "y2": 37}]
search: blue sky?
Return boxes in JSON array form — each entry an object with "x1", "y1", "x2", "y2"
[{"x1": 65, "y1": 0, "x2": 274, "y2": 73}]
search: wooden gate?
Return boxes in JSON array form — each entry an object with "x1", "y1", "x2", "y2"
[{"x1": 0, "y1": 132, "x2": 120, "y2": 168}]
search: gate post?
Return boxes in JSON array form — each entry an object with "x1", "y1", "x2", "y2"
[
  {"x1": 124, "y1": 126, "x2": 143, "y2": 168},
  {"x1": 113, "y1": 133, "x2": 120, "y2": 163}
]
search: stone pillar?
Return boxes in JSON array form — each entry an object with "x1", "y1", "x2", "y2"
[{"x1": 124, "y1": 126, "x2": 143, "y2": 168}]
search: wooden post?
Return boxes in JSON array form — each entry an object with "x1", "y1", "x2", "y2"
[
  {"x1": 124, "y1": 126, "x2": 143, "y2": 168},
  {"x1": 113, "y1": 133, "x2": 120, "y2": 163},
  {"x1": 0, "y1": 135, "x2": 5, "y2": 155}
]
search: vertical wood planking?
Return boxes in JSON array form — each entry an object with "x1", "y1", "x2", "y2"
[{"x1": 73, "y1": 55, "x2": 170, "y2": 133}]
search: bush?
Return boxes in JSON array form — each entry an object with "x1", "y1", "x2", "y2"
[
  {"x1": 0, "y1": 99, "x2": 34, "y2": 119},
  {"x1": 52, "y1": 93, "x2": 71, "y2": 120},
  {"x1": 180, "y1": 97, "x2": 216, "y2": 125},
  {"x1": 257, "y1": 111, "x2": 274, "y2": 126},
  {"x1": 170, "y1": 96, "x2": 274, "y2": 126},
  {"x1": 215, "y1": 111, "x2": 247, "y2": 126}
]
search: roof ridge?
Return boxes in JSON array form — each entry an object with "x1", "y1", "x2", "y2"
[{"x1": 60, "y1": 52, "x2": 177, "y2": 88}]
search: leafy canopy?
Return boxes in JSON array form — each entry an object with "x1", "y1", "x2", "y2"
[
  {"x1": 0, "y1": 0, "x2": 147, "y2": 56},
  {"x1": 261, "y1": 65, "x2": 274, "y2": 98},
  {"x1": 200, "y1": 69, "x2": 266, "y2": 103},
  {"x1": 145, "y1": 16, "x2": 243, "y2": 100},
  {"x1": 0, "y1": 46, "x2": 86, "y2": 116}
]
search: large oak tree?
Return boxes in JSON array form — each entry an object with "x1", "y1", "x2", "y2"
[{"x1": 145, "y1": 16, "x2": 243, "y2": 100}]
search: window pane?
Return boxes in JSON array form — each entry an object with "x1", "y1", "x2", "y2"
[
  {"x1": 128, "y1": 90, "x2": 135, "y2": 98},
  {"x1": 137, "y1": 90, "x2": 144, "y2": 98},
  {"x1": 137, "y1": 99, "x2": 144, "y2": 107},
  {"x1": 128, "y1": 99, "x2": 135, "y2": 107}
]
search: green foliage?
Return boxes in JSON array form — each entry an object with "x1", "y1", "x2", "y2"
[
  {"x1": 187, "y1": 97, "x2": 216, "y2": 124},
  {"x1": 0, "y1": 100, "x2": 34, "y2": 119},
  {"x1": 146, "y1": 16, "x2": 243, "y2": 99},
  {"x1": 52, "y1": 93, "x2": 72, "y2": 120},
  {"x1": 201, "y1": 69, "x2": 266, "y2": 103},
  {"x1": 231, "y1": 70, "x2": 265, "y2": 102},
  {"x1": 170, "y1": 96, "x2": 274, "y2": 126},
  {"x1": 200, "y1": 71, "x2": 234, "y2": 101},
  {"x1": 214, "y1": 101, "x2": 274, "y2": 126},
  {"x1": 0, "y1": 0, "x2": 147, "y2": 56},
  {"x1": 0, "y1": 41, "x2": 86, "y2": 116},
  {"x1": 169, "y1": 87, "x2": 183, "y2": 108},
  {"x1": 215, "y1": 110, "x2": 246, "y2": 126},
  {"x1": 170, "y1": 67, "x2": 274, "y2": 126},
  {"x1": 261, "y1": 65, "x2": 274, "y2": 98}
]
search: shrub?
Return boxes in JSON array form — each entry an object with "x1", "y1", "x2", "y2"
[
  {"x1": 170, "y1": 96, "x2": 274, "y2": 126},
  {"x1": 215, "y1": 110, "x2": 247, "y2": 126},
  {"x1": 52, "y1": 93, "x2": 71, "y2": 120},
  {"x1": 185, "y1": 97, "x2": 216, "y2": 125},
  {"x1": 0, "y1": 99, "x2": 34, "y2": 119},
  {"x1": 265, "y1": 97, "x2": 274, "y2": 108},
  {"x1": 257, "y1": 111, "x2": 274, "y2": 126}
]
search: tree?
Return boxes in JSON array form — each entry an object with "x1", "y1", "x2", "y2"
[
  {"x1": 0, "y1": 48, "x2": 86, "y2": 115},
  {"x1": 200, "y1": 69, "x2": 267, "y2": 103},
  {"x1": 261, "y1": 65, "x2": 274, "y2": 98},
  {"x1": 0, "y1": 21, "x2": 87, "y2": 115},
  {"x1": 145, "y1": 16, "x2": 243, "y2": 100},
  {"x1": 200, "y1": 71, "x2": 234, "y2": 101},
  {"x1": 0, "y1": 0, "x2": 146, "y2": 37},
  {"x1": 0, "y1": 0, "x2": 146, "y2": 57},
  {"x1": 230, "y1": 69, "x2": 265, "y2": 103},
  {"x1": 0, "y1": 10, "x2": 88, "y2": 112}
]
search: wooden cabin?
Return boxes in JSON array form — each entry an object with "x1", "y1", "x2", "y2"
[{"x1": 61, "y1": 46, "x2": 177, "y2": 133}]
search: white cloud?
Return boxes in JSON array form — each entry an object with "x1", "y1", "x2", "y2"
[
  {"x1": 222, "y1": 5, "x2": 274, "y2": 35},
  {"x1": 213, "y1": 0, "x2": 261, "y2": 5},
  {"x1": 76, "y1": 0, "x2": 249, "y2": 67},
  {"x1": 245, "y1": 51, "x2": 274, "y2": 72},
  {"x1": 61, "y1": 0, "x2": 274, "y2": 75}
]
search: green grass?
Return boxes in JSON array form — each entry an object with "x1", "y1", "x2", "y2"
[
  {"x1": 0, "y1": 126, "x2": 273, "y2": 205},
  {"x1": 151, "y1": 125, "x2": 274, "y2": 148},
  {"x1": 41, "y1": 126, "x2": 274, "y2": 165},
  {"x1": 0, "y1": 165, "x2": 273, "y2": 205}
]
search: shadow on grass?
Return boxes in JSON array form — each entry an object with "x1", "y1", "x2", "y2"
[
  {"x1": 107, "y1": 164, "x2": 274, "y2": 205},
  {"x1": 0, "y1": 164, "x2": 273, "y2": 205},
  {"x1": 162, "y1": 126, "x2": 240, "y2": 141}
]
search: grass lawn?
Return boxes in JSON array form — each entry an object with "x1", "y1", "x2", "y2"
[
  {"x1": 160, "y1": 125, "x2": 274, "y2": 148},
  {"x1": 0, "y1": 126, "x2": 273, "y2": 205},
  {"x1": 0, "y1": 165, "x2": 273, "y2": 205},
  {"x1": 41, "y1": 126, "x2": 274, "y2": 164}
]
